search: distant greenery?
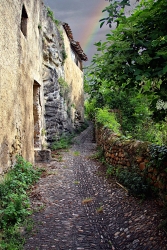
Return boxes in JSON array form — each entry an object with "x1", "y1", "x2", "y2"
[
  {"x1": 0, "y1": 156, "x2": 42, "y2": 249},
  {"x1": 51, "y1": 134, "x2": 74, "y2": 150},
  {"x1": 51, "y1": 121, "x2": 89, "y2": 150},
  {"x1": 96, "y1": 108, "x2": 120, "y2": 133}
]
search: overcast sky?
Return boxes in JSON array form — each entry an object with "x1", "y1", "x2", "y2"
[
  {"x1": 43, "y1": 0, "x2": 138, "y2": 66},
  {"x1": 43, "y1": 0, "x2": 110, "y2": 65}
]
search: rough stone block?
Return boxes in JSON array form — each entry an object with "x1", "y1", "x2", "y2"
[
  {"x1": 34, "y1": 149, "x2": 51, "y2": 162},
  {"x1": 139, "y1": 162, "x2": 145, "y2": 171}
]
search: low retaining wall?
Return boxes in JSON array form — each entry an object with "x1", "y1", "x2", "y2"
[{"x1": 96, "y1": 125, "x2": 167, "y2": 203}]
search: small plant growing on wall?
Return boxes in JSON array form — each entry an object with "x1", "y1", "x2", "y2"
[
  {"x1": 51, "y1": 134, "x2": 74, "y2": 150},
  {"x1": 47, "y1": 7, "x2": 60, "y2": 26},
  {"x1": 47, "y1": 7, "x2": 54, "y2": 20},
  {"x1": 61, "y1": 47, "x2": 68, "y2": 64},
  {"x1": 58, "y1": 77, "x2": 69, "y2": 97}
]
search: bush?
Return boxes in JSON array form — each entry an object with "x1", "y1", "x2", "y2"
[
  {"x1": 51, "y1": 134, "x2": 74, "y2": 150},
  {"x1": 84, "y1": 98, "x2": 97, "y2": 120},
  {"x1": 96, "y1": 108, "x2": 121, "y2": 133},
  {"x1": 0, "y1": 156, "x2": 42, "y2": 249},
  {"x1": 117, "y1": 168, "x2": 151, "y2": 198}
]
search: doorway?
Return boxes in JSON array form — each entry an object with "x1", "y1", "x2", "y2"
[{"x1": 33, "y1": 81, "x2": 41, "y2": 148}]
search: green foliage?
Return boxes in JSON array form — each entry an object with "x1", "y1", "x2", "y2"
[
  {"x1": 86, "y1": 0, "x2": 167, "y2": 121},
  {"x1": 84, "y1": 99, "x2": 97, "y2": 120},
  {"x1": 51, "y1": 134, "x2": 74, "y2": 150},
  {"x1": 100, "y1": 0, "x2": 132, "y2": 28},
  {"x1": 47, "y1": 7, "x2": 60, "y2": 26},
  {"x1": 149, "y1": 144, "x2": 167, "y2": 168},
  {"x1": 133, "y1": 120, "x2": 167, "y2": 145},
  {"x1": 106, "y1": 165, "x2": 115, "y2": 177},
  {"x1": 73, "y1": 151, "x2": 80, "y2": 156},
  {"x1": 85, "y1": 0, "x2": 167, "y2": 145},
  {"x1": 47, "y1": 7, "x2": 54, "y2": 20},
  {"x1": 0, "y1": 156, "x2": 42, "y2": 249},
  {"x1": 58, "y1": 77, "x2": 68, "y2": 89},
  {"x1": 58, "y1": 77, "x2": 69, "y2": 96},
  {"x1": 54, "y1": 19, "x2": 60, "y2": 26},
  {"x1": 96, "y1": 149, "x2": 151, "y2": 198},
  {"x1": 96, "y1": 108, "x2": 121, "y2": 133},
  {"x1": 117, "y1": 168, "x2": 151, "y2": 198},
  {"x1": 61, "y1": 48, "x2": 68, "y2": 64}
]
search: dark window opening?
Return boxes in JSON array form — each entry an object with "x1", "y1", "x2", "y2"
[{"x1": 21, "y1": 5, "x2": 28, "y2": 37}]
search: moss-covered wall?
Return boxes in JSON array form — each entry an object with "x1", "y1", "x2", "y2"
[{"x1": 96, "y1": 125, "x2": 167, "y2": 203}]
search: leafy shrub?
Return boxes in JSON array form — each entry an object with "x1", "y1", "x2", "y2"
[
  {"x1": 149, "y1": 144, "x2": 167, "y2": 168},
  {"x1": 117, "y1": 169, "x2": 151, "y2": 198},
  {"x1": 84, "y1": 98, "x2": 97, "y2": 120},
  {"x1": 61, "y1": 49, "x2": 68, "y2": 64},
  {"x1": 51, "y1": 134, "x2": 74, "y2": 150},
  {"x1": 106, "y1": 165, "x2": 115, "y2": 177},
  {"x1": 0, "y1": 156, "x2": 42, "y2": 249},
  {"x1": 96, "y1": 108, "x2": 121, "y2": 133},
  {"x1": 47, "y1": 7, "x2": 54, "y2": 20}
]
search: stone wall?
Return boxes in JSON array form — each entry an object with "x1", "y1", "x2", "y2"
[
  {"x1": 0, "y1": 1, "x2": 86, "y2": 173},
  {"x1": 42, "y1": 13, "x2": 85, "y2": 145},
  {"x1": 42, "y1": 12, "x2": 70, "y2": 145},
  {"x1": 0, "y1": 0, "x2": 44, "y2": 173},
  {"x1": 63, "y1": 29, "x2": 84, "y2": 128},
  {"x1": 96, "y1": 125, "x2": 167, "y2": 203}
]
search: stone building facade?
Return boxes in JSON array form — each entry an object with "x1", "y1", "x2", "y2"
[{"x1": 0, "y1": 0, "x2": 87, "y2": 174}]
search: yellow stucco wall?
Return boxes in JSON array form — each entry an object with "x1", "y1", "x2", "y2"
[
  {"x1": 63, "y1": 29, "x2": 84, "y2": 123},
  {"x1": 0, "y1": 0, "x2": 43, "y2": 173}
]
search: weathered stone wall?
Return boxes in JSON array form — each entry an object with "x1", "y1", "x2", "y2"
[
  {"x1": 42, "y1": 13, "x2": 76, "y2": 145},
  {"x1": 0, "y1": 0, "x2": 44, "y2": 173},
  {"x1": 63, "y1": 29, "x2": 84, "y2": 127},
  {"x1": 0, "y1": 1, "x2": 85, "y2": 173},
  {"x1": 96, "y1": 126, "x2": 167, "y2": 203}
]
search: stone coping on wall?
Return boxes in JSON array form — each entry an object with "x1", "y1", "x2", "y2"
[{"x1": 95, "y1": 125, "x2": 167, "y2": 204}]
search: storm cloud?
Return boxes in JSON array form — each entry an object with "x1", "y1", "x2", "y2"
[{"x1": 43, "y1": 0, "x2": 138, "y2": 65}]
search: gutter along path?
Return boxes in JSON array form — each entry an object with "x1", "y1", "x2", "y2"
[{"x1": 24, "y1": 124, "x2": 167, "y2": 250}]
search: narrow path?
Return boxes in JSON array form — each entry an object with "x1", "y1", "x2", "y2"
[{"x1": 24, "y1": 124, "x2": 167, "y2": 250}]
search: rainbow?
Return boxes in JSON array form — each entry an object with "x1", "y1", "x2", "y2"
[{"x1": 79, "y1": 1, "x2": 109, "y2": 58}]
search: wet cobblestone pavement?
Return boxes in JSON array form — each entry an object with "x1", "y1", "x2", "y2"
[{"x1": 24, "y1": 124, "x2": 167, "y2": 250}]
